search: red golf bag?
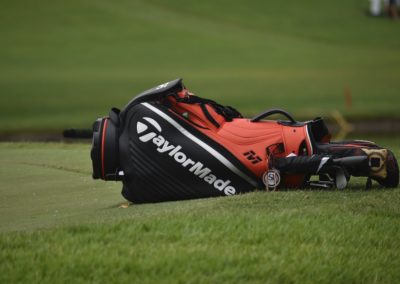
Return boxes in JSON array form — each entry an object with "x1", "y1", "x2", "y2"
[{"x1": 91, "y1": 79, "x2": 399, "y2": 203}]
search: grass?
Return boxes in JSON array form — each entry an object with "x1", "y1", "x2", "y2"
[
  {"x1": 1, "y1": 0, "x2": 400, "y2": 282},
  {"x1": 1, "y1": 0, "x2": 400, "y2": 132},
  {"x1": 2, "y1": 191, "x2": 400, "y2": 283},
  {"x1": 0, "y1": 137, "x2": 399, "y2": 283},
  {"x1": 0, "y1": 143, "x2": 123, "y2": 232}
]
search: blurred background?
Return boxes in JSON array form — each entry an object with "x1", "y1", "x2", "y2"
[{"x1": 0, "y1": 0, "x2": 399, "y2": 136}]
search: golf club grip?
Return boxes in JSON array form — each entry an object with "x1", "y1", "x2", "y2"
[{"x1": 332, "y1": 156, "x2": 368, "y2": 167}]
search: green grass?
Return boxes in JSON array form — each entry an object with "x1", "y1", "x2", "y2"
[
  {"x1": 1, "y1": 0, "x2": 400, "y2": 281},
  {"x1": 1, "y1": 0, "x2": 400, "y2": 132},
  {"x1": 2, "y1": 191, "x2": 400, "y2": 283},
  {"x1": 0, "y1": 137, "x2": 399, "y2": 283}
]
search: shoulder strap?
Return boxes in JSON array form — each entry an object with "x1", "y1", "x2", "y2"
[{"x1": 171, "y1": 93, "x2": 243, "y2": 127}]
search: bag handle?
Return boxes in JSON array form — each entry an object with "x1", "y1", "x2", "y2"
[{"x1": 250, "y1": 109, "x2": 296, "y2": 123}]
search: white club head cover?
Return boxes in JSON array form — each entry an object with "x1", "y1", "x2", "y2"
[{"x1": 336, "y1": 168, "x2": 348, "y2": 190}]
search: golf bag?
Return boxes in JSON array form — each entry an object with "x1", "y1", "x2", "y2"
[{"x1": 91, "y1": 78, "x2": 399, "y2": 203}]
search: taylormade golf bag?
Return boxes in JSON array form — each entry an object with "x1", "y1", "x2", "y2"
[{"x1": 91, "y1": 78, "x2": 399, "y2": 203}]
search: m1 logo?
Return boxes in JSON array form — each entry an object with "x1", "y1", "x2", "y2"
[{"x1": 243, "y1": 150, "x2": 262, "y2": 164}]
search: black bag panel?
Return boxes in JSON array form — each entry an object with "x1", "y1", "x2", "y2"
[
  {"x1": 120, "y1": 78, "x2": 183, "y2": 121},
  {"x1": 119, "y1": 102, "x2": 258, "y2": 203}
]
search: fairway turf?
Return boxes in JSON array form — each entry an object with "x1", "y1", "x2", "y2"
[
  {"x1": 0, "y1": 138, "x2": 399, "y2": 283},
  {"x1": 1, "y1": 0, "x2": 400, "y2": 281},
  {"x1": 1, "y1": 0, "x2": 400, "y2": 132}
]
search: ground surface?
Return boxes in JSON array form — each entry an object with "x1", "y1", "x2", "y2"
[
  {"x1": 0, "y1": 137, "x2": 399, "y2": 283},
  {"x1": 1, "y1": 0, "x2": 400, "y2": 133}
]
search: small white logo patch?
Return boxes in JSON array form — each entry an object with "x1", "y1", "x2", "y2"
[
  {"x1": 155, "y1": 82, "x2": 169, "y2": 90},
  {"x1": 263, "y1": 169, "x2": 281, "y2": 190}
]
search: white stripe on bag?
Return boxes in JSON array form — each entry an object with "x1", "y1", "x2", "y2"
[{"x1": 142, "y1": 102, "x2": 259, "y2": 187}]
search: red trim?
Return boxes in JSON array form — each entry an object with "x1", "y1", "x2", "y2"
[{"x1": 101, "y1": 118, "x2": 109, "y2": 179}]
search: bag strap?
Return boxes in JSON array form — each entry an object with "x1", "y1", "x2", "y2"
[
  {"x1": 251, "y1": 109, "x2": 296, "y2": 123},
  {"x1": 171, "y1": 93, "x2": 243, "y2": 127}
]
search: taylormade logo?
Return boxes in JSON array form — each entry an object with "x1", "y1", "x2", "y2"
[{"x1": 136, "y1": 117, "x2": 236, "y2": 195}]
